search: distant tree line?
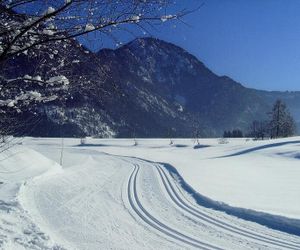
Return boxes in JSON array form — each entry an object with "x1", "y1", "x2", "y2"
[
  {"x1": 223, "y1": 129, "x2": 243, "y2": 138},
  {"x1": 223, "y1": 100, "x2": 296, "y2": 140},
  {"x1": 248, "y1": 99, "x2": 296, "y2": 139}
]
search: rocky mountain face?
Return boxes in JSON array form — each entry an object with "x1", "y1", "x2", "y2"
[
  {"x1": 2, "y1": 37, "x2": 300, "y2": 137},
  {"x1": 98, "y1": 38, "x2": 271, "y2": 136}
]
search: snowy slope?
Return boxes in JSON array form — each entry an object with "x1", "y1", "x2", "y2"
[
  {"x1": 5, "y1": 35, "x2": 300, "y2": 138},
  {"x1": 0, "y1": 145, "x2": 63, "y2": 249},
  {"x1": 89, "y1": 137, "x2": 300, "y2": 220},
  {"x1": 1, "y1": 137, "x2": 300, "y2": 249}
]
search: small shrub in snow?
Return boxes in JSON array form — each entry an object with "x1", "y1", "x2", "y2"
[
  {"x1": 218, "y1": 138, "x2": 229, "y2": 144},
  {"x1": 80, "y1": 137, "x2": 86, "y2": 145},
  {"x1": 0, "y1": 135, "x2": 7, "y2": 144}
]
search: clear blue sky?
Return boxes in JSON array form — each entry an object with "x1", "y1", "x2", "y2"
[{"x1": 81, "y1": 0, "x2": 300, "y2": 91}]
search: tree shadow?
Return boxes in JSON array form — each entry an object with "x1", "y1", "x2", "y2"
[
  {"x1": 193, "y1": 144, "x2": 210, "y2": 149},
  {"x1": 217, "y1": 140, "x2": 300, "y2": 158}
]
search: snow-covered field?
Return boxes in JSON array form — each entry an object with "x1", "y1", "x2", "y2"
[{"x1": 0, "y1": 137, "x2": 300, "y2": 249}]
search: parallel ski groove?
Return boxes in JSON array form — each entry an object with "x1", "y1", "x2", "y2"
[
  {"x1": 127, "y1": 164, "x2": 224, "y2": 250},
  {"x1": 156, "y1": 164, "x2": 300, "y2": 250}
]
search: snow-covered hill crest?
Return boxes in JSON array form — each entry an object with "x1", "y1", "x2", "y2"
[
  {"x1": 1, "y1": 137, "x2": 298, "y2": 249},
  {"x1": 0, "y1": 145, "x2": 64, "y2": 249}
]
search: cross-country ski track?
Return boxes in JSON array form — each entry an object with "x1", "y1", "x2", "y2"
[
  {"x1": 125, "y1": 158, "x2": 300, "y2": 249},
  {"x1": 18, "y1": 142, "x2": 300, "y2": 250}
]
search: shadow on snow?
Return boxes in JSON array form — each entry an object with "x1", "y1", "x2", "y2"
[
  {"x1": 218, "y1": 140, "x2": 300, "y2": 158},
  {"x1": 161, "y1": 162, "x2": 300, "y2": 237}
]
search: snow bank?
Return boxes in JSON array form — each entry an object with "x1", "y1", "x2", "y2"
[{"x1": 0, "y1": 145, "x2": 63, "y2": 249}]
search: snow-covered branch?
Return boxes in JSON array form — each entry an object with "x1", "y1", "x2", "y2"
[{"x1": 0, "y1": 0, "x2": 194, "y2": 62}]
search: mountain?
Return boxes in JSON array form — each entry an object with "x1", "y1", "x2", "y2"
[
  {"x1": 2, "y1": 37, "x2": 300, "y2": 137},
  {"x1": 96, "y1": 38, "x2": 271, "y2": 136}
]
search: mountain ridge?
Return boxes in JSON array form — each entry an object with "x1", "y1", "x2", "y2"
[
  {"x1": 2, "y1": 36, "x2": 299, "y2": 137},
  {"x1": 105, "y1": 37, "x2": 300, "y2": 92}
]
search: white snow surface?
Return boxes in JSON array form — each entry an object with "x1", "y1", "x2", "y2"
[
  {"x1": 0, "y1": 137, "x2": 300, "y2": 249},
  {"x1": 92, "y1": 137, "x2": 300, "y2": 220},
  {"x1": 0, "y1": 145, "x2": 63, "y2": 249}
]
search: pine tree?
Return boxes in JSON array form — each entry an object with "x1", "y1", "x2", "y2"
[{"x1": 269, "y1": 100, "x2": 296, "y2": 138}]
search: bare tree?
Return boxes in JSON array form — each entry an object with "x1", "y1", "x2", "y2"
[
  {"x1": 193, "y1": 123, "x2": 201, "y2": 145},
  {"x1": 248, "y1": 120, "x2": 267, "y2": 140}
]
